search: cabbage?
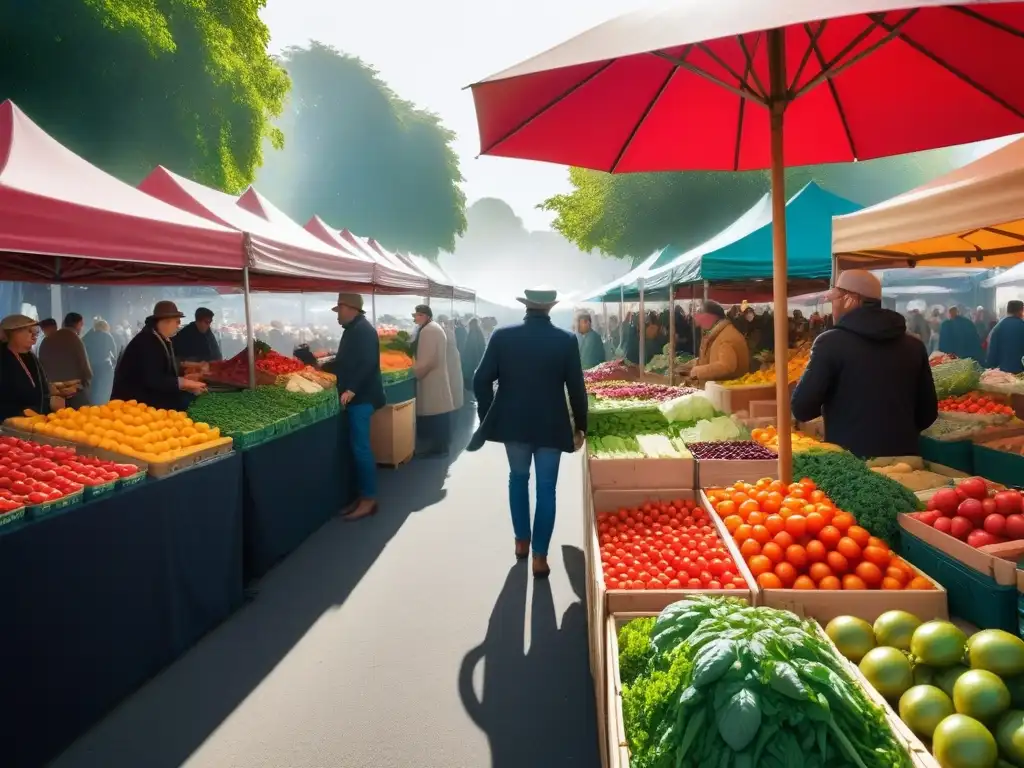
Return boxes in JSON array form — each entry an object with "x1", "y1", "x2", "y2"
[
  {"x1": 676, "y1": 415, "x2": 746, "y2": 443},
  {"x1": 932, "y1": 358, "x2": 981, "y2": 399},
  {"x1": 658, "y1": 391, "x2": 719, "y2": 423}
]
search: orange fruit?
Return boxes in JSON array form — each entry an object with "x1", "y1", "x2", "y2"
[
  {"x1": 722, "y1": 515, "x2": 743, "y2": 533},
  {"x1": 832, "y1": 512, "x2": 855, "y2": 532},
  {"x1": 764, "y1": 515, "x2": 786, "y2": 535},
  {"x1": 881, "y1": 577, "x2": 904, "y2": 590},
  {"x1": 818, "y1": 575, "x2": 842, "y2": 590},
  {"x1": 805, "y1": 512, "x2": 825, "y2": 536},
  {"x1": 805, "y1": 540, "x2": 827, "y2": 563},
  {"x1": 809, "y1": 489, "x2": 827, "y2": 503},
  {"x1": 746, "y1": 511, "x2": 766, "y2": 526},
  {"x1": 731, "y1": 492, "x2": 750, "y2": 506},
  {"x1": 783, "y1": 497, "x2": 805, "y2": 512},
  {"x1": 792, "y1": 575, "x2": 817, "y2": 590},
  {"x1": 907, "y1": 576, "x2": 933, "y2": 590},
  {"x1": 854, "y1": 561, "x2": 883, "y2": 587},
  {"x1": 739, "y1": 499, "x2": 761, "y2": 517},
  {"x1": 847, "y1": 525, "x2": 871, "y2": 548},
  {"x1": 785, "y1": 515, "x2": 807, "y2": 538},
  {"x1": 757, "y1": 572, "x2": 783, "y2": 589},
  {"x1": 734, "y1": 524, "x2": 753, "y2": 542},
  {"x1": 761, "y1": 496, "x2": 781, "y2": 515},
  {"x1": 862, "y1": 546, "x2": 892, "y2": 569},
  {"x1": 836, "y1": 537, "x2": 862, "y2": 562},
  {"x1": 808, "y1": 562, "x2": 832, "y2": 583},
  {"x1": 774, "y1": 562, "x2": 798, "y2": 587},
  {"x1": 751, "y1": 525, "x2": 771, "y2": 545},
  {"x1": 818, "y1": 526, "x2": 842, "y2": 550},
  {"x1": 747, "y1": 555, "x2": 773, "y2": 576},
  {"x1": 761, "y1": 542, "x2": 784, "y2": 564},
  {"x1": 841, "y1": 574, "x2": 867, "y2": 590},
  {"x1": 773, "y1": 531, "x2": 795, "y2": 549},
  {"x1": 884, "y1": 566, "x2": 909, "y2": 585},
  {"x1": 717, "y1": 500, "x2": 736, "y2": 517},
  {"x1": 739, "y1": 538, "x2": 762, "y2": 559},
  {"x1": 826, "y1": 551, "x2": 850, "y2": 575},
  {"x1": 785, "y1": 544, "x2": 808, "y2": 569},
  {"x1": 867, "y1": 535, "x2": 888, "y2": 549},
  {"x1": 799, "y1": 477, "x2": 817, "y2": 491}
]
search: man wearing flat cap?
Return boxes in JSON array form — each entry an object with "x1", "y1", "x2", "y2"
[{"x1": 330, "y1": 293, "x2": 386, "y2": 521}]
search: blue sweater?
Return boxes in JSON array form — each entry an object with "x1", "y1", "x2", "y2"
[
  {"x1": 986, "y1": 316, "x2": 1024, "y2": 374},
  {"x1": 938, "y1": 315, "x2": 983, "y2": 362}
]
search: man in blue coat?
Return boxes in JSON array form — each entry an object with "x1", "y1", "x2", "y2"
[
  {"x1": 986, "y1": 300, "x2": 1024, "y2": 374},
  {"x1": 468, "y1": 287, "x2": 588, "y2": 579},
  {"x1": 938, "y1": 305, "x2": 984, "y2": 362}
]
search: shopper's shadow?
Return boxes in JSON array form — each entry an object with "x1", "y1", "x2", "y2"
[{"x1": 458, "y1": 545, "x2": 598, "y2": 768}]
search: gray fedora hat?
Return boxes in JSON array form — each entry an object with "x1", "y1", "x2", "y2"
[{"x1": 516, "y1": 285, "x2": 559, "y2": 309}]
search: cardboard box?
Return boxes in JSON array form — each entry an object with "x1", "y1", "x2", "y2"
[
  {"x1": 704, "y1": 380, "x2": 795, "y2": 415},
  {"x1": 899, "y1": 513, "x2": 1021, "y2": 586},
  {"x1": 699, "y1": 491, "x2": 949, "y2": 624},
  {"x1": 369, "y1": 398, "x2": 415, "y2": 466},
  {"x1": 864, "y1": 457, "x2": 968, "y2": 501},
  {"x1": 748, "y1": 399, "x2": 778, "y2": 419},
  {"x1": 696, "y1": 457, "x2": 779, "y2": 488},
  {"x1": 587, "y1": 455, "x2": 695, "y2": 490},
  {"x1": 604, "y1": 612, "x2": 937, "y2": 768}
]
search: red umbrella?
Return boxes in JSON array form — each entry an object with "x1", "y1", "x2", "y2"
[{"x1": 470, "y1": 0, "x2": 1024, "y2": 480}]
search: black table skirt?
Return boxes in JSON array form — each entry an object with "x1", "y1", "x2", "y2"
[
  {"x1": 0, "y1": 452, "x2": 244, "y2": 768},
  {"x1": 241, "y1": 414, "x2": 356, "y2": 580}
]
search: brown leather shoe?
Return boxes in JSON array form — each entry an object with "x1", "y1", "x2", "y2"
[
  {"x1": 338, "y1": 499, "x2": 360, "y2": 517},
  {"x1": 515, "y1": 539, "x2": 530, "y2": 560},
  {"x1": 532, "y1": 555, "x2": 550, "y2": 579},
  {"x1": 343, "y1": 499, "x2": 378, "y2": 521}
]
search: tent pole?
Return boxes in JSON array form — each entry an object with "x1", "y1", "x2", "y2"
[
  {"x1": 638, "y1": 277, "x2": 646, "y2": 380},
  {"x1": 242, "y1": 265, "x2": 256, "y2": 390},
  {"x1": 619, "y1": 285, "x2": 625, "y2": 354},
  {"x1": 668, "y1": 282, "x2": 675, "y2": 385},
  {"x1": 769, "y1": 27, "x2": 793, "y2": 484},
  {"x1": 371, "y1": 289, "x2": 377, "y2": 326},
  {"x1": 691, "y1": 284, "x2": 697, "y2": 357},
  {"x1": 602, "y1": 301, "x2": 609, "y2": 346}
]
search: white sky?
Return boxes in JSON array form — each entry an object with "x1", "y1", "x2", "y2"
[{"x1": 260, "y1": 0, "x2": 650, "y2": 232}]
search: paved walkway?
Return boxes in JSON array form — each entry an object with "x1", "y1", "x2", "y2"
[{"x1": 53, "y1": 413, "x2": 599, "y2": 768}]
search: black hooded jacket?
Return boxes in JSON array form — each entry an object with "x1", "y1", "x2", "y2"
[{"x1": 791, "y1": 306, "x2": 938, "y2": 458}]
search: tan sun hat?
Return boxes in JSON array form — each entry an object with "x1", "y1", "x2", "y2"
[
  {"x1": 332, "y1": 293, "x2": 364, "y2": 313},
  {"x1": 0, "y1": 314, "x2": 40, "y2": 332},
  {"x1": 148, "y1": 301, "x2": 185, "y2": 322}
]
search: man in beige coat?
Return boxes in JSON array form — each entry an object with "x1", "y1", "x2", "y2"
[
  {"x1": 438, "y1": 316, "x2": 465, "y2": 411},
  {"x1": 689, "y1": 300, "x2": 751, "y2": 385},
  {"x1": 412, "y1": 304, "x2": 454, "y2": 457}
]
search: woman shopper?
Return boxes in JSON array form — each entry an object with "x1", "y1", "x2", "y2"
[
  {"x1": 82, "y1": 319, "x2": 118, "y2": 405},
  {"x1": 0, "y1": 315, "x2": 63, "y2": 421},
  {"x1": 412, "y1": 305, "x2": 454, "y2": 456},
  {"x1": 468, "y1": 287, "x2": 588, "y2": 579}
]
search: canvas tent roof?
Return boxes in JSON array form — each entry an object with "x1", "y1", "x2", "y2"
[
  {"x1": 833, "y1": 136, "x2": 1024, "y2": 270},
  {"x1": 139, "y1": 167, "x2": 375, "y2": 290},
  {"x1": 584, "y1": 252, "x2": 663, "y2": 302},
  {"x1": 0, "y1": 100, "x2": 246, "y2": 284},
  {"x1": 397, "y1": 250, "x2": 475, "y2": 303},
  {"x1": 303, "y1": 216, "x2": 425, "y2": 294},
  {"x1": 983, "y1": 263, "x2": 1024, "y2": 288}
]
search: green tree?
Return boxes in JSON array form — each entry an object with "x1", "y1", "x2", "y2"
[
  {"x1": 540, "y1": 149, "x2": 965, "y2": 260},
  {"x1": 0, "y1": 0, "x2": 289, "y2": 192},
  {"x1": 256, "y1": 42, "x2": 467, "y2": 257}
]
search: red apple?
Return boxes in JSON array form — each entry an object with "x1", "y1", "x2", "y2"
[
  {"x1": 968, "y1": 529, "x2": 1002, "y2": 548},
  {"x1": 984, "y1": 514, "x2": 1007, "y2": 536},
  {"x1": 994, "y1": 490, "x2": 1024, "y2": 517},
  {"x1": 957, "y1": 498, "x2": 986, "y2": 525},
  {"x1": 959, "y1": 477, "x2": 989, "y2": 501},
  {"x1": 1006, "y1": 514, "x2": 1024, "y2": 540},
  {"x1": 950, "y1": 516, "x2": 974, "y2": 540},
  {"x1": 934, "y1": 516, "x2": 953, "y2": 534},
  {"x1": 931, "y1": 488, "x2": 960, "y2": 517}
]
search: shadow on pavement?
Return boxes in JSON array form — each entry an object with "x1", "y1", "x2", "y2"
[
  {"x1": 458, "y1": 545, "x2": 599, "y2": 768},
  {"x1": 51, "y1": 415, "x2": 469, "y2": 768}
]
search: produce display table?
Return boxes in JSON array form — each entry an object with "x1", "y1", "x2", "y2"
[
  {"x1": 0, "y1": 452, "x2": 244, "y2": 768},
  {"x1": 241, "y1": 414, "x2": 355, "y2": 580},
  {"x1": 384, "y1": 376, "x2": 416, "y2": 404}
]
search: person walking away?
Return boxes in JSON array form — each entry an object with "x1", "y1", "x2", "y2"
[
  {"x1": 986, "y1": 300, "x2": 1024, "y2": 374},
  {"x1": 687, "y1": 301, "x2": 750, "y2": 385},
  {"x1": 0, "y1": 315, "x2": 62, "y2": 420},
  {"x1": 328, "y1": 294, "x2": 386, "y2": 521},
  {"x1": 82, "y1": 319, "x2": 117, "y2": 405},
  {"x1": 39, "y1": 312, "x2": 92, "y2": 407},
  {"x1": 36, "y1": 318, "x2": 57, "y2": 353},
  {"x1": 906, "y1": 308, "x2": 931, "y2": 347},
  {"x1": 111, "y1": 301, "x2": 207, "y2": 410},
  {"x1": 173, "y1": 307, "x2": 223, "y2": 363},
  {"x1": 468, "y1": 287, "x2": 588, "y2": 579},
  {"x1": 454, "y1": 317, "x2": 467, "y2": 354},
  {"x1": 441, "y1": 317, "x2": 465, "y2": 411},
  {"x1": 575, "y1": 313, "x2": 606, "y2": 370},
  {"x1": 939, "y1": 306, "x2": 984, "y2": 361},
  {"x1": 412, "y1": 305, "x2": 454, "y2": 457},
  {"x1": 974, "y1": 306, "x2": 991, "y2": 344},
  {"x1": 461, "y1": 318, "x2": 486, "y2": 396},
  {"x1": 792, "y1": 270, "x2": 937, "y2": 458}
]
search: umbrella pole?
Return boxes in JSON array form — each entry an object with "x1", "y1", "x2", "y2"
[
  {"x1": 691, "y1": 284, "x2": 697, "y2": 357},
  {"x1": 242, "y1": 265, "x2": 256, "y2": 390},
  {"x1": 668, "y1": 282, "x2": 675, "y2": 385},
  {"x1": 638, "y1": 278, "x2": 646, "y2": 380},
  {"x1": 769, "y1": 28, "x2": 793, "y2": 484},
  {"x1": 619, "y1": 285, "x2": 625, "y2": 354}
]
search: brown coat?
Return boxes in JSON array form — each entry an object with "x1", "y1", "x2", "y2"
[
  {"x1": 692, "y1": 320, "x2": 750, "y2": 383},
  {"x1": 413, "y1": 321, "x2": 454, "y2": 416}
]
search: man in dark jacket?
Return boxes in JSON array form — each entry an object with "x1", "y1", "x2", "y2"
[
  {"x1": 575, "y1": 312, "x2": 606, "y2": 370},
  {"x1": 172, "y1": 307, "x2": 223, "y2": 363},
  {"x1": 792, "y1": 270, "x2": 937, "y2": 458},
  {"x1": 986, "y1": 300, "x2": 1024, "y2": 374},
  {"x1": 328, "y1": 293, "x2": 386, "y2": 521},
  {"x1": 469, "y1": 287, "x2": 588, "y2": 579}
]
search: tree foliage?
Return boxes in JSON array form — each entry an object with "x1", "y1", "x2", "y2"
[
  {"x1": 540, "y1": 150, "x2": 965, "y2": 260},
  {"x1": 256, "y1": 42, "x2": 467, "y2": 257},
  {"x1": 0, "y1": 0, "x2": 289, "y2": 192}
]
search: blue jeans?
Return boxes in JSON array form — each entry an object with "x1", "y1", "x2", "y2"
[
  {"x1": 347, "y1": 404, "x2": 377, "y2": 499},
  {"x1": 505, "y1": 443, "x2": 562, "y2": 557}
]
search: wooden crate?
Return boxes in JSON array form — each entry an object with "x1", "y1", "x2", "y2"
[
  {"x1": 605, "y1": 611, "x2": 938, "y2": 768},
  {"x1": 146, "y1": 437, "x2": 234, "y2": 478},
  {"x1": 900, "y1": 513, "x2": 1023, "y2": 587},
  {"x1": 369, "y1": 398, "x2": 415, "y2": 466},
  {"x1": 696, "y1": 457, "x2": 779, "y2": 488},
  {"x1": 587, "y1": 455, "x2": 695, "y2": 490},
  {"x1": 704, "y1": 380, "x2": 794, "y2": 415}
]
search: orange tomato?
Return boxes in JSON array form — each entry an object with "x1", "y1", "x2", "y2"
[
  {"x1": 792, "y1": 575, "x2": 817, "y2": 590},
  {"x1": 768, "y1": 480, "x2": 785, "y2": 493},
  {"x1": 826, "y1": 551, "x2": 850, "y2": 575},
  {"x1": 746, "y1": 511, "x2": 766, "y2": 526},
  {"x1": 842, "y1": 574, "x2": 867, "y2": 590},
  {"x1": 757, "y1": 572, "x2": 783, "y2": 589},
  {"x1": 761, "y1": 496, "x2": 782, "y2": 515},
  {"x1": 799, "y1": 477, "x2": 817, "y2": 491},
  {"x1": 854, "y1": 561, "x2": 883, "y2": 587},
  {"x1": 716, "y1": 500, "x2": 737, "y2": 518},
  {"x1": 867, "y1": 536, "x2": 888, "y2": 550},
  {"x1": 785, "y1": 544, "x2": 808, "y2": 569},
  {"x1": 747, "y1": 555, "x2": 773, "y2": 576},
  {"x1": 722, "y1": 515, "x2": 743, "y2": 533},
  {"x1": 836, "y1": 537, "x2": 862, "y2": 562},
  {"x1": 782, "y1": 497, "x2": 806, "y2": 512},
  {"x1": 805, "y1": 512, "x2": 826, "y2": 536},
  {"x1": 764, "y1": 515, "x2": 786, "y2": 535},
  {"x1": 818, "y1": 526, "x2": 842, "y2": 550},
  {"x1": 808, "y1": 562, "x2": 832, "y2": 583},
  {"x1": 818, "y1": 575, "x2": 842, "y2": 590},
  {"x1": 862, "y1": 546, "x2": 892, "y2": 569},
  {"x1": 761, "y1": 542, "x2": 784, "y2": 564},
  {"x1": 907, "y1": 576, "x2": 933, "y2": 590},
  {"x1": 847, "y1": 526, "x2": 871, "y2": 548},
  {"x1": 788, "y1": 485, "x2": 807, "y2": 499},
  {"x1": 881, "y1": 577, "x2": 904, "y2": 590},
  {"x1": 739, "y1": 538, "x2": 762, "y2": 559},
  {"x1": 832, "y1": 512, "x2": 856, "y2": 532},
  {"x1": 884, "y1": 566, "x2": 908, "y2": 585},
  {"x1": 739, "y1": 499, "x2": 761, "y2": 517},
  {"x1": 809, "y1": 489, "x2": 827, "y2": 503},
  {"x1": 805, "y1": 540, "x2": 827, "y2": 563},
  {"x1": 751, "y1": 525, "x2": 772, "y2": 545},
  {"x1": 731, "y1": 492, "x2": 750, "y2": 506},
  {"x1": 774, "y1": 562, "x2": 798, "y2": 587},
  {"x1": 773, "y1": 531, "x2": 795, "y2": 549},
  {"x1": 734, "y1": 524, "x2": 753, "y2": 542},
  {"x1": 785, "y1": 515, "x2": 807, "y2": 538}
]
